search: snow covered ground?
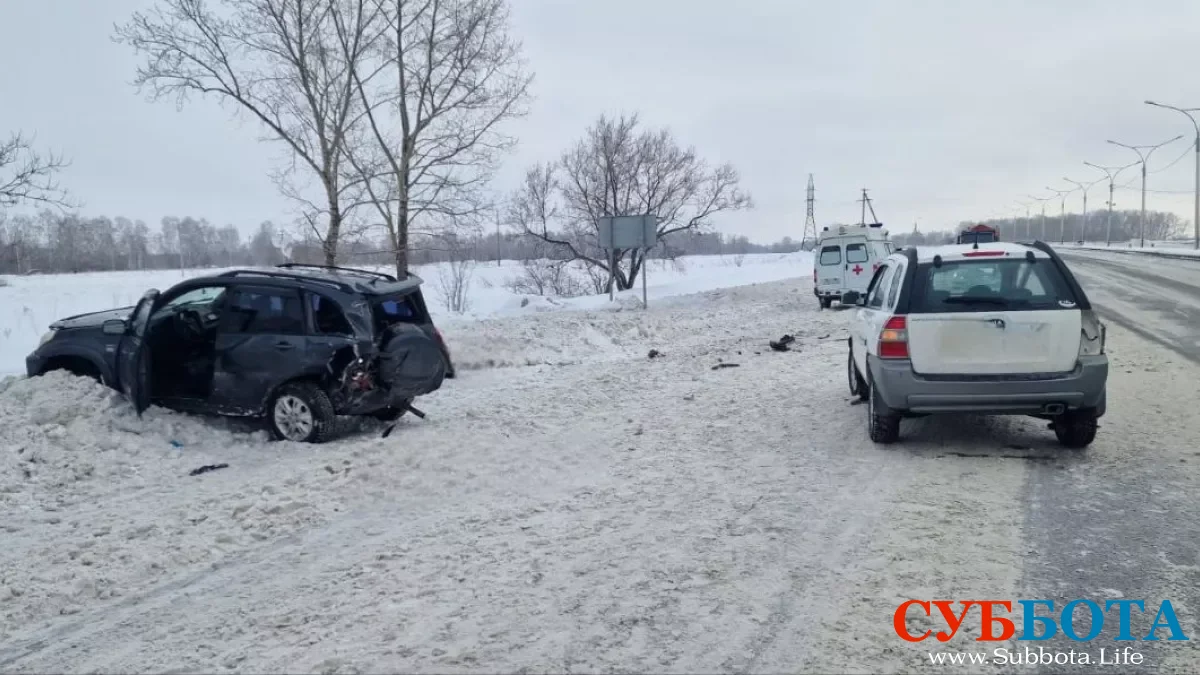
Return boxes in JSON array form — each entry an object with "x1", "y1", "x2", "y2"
[
  {"x1": 0, "y1": 253, "x2": 810, "y2": 376},
  {"x1": 3, "y1": 251, "x2": 1195, "y2": 673},
  {"x1": 0, "y1": 259, "x2": 1036, "y2": 674}
]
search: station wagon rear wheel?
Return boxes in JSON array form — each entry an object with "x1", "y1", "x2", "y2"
[{"x1": 268, "y1": 382, "x2": 336, "y2": 443}]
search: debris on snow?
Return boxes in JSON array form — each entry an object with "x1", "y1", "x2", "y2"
[
  {"x1": 769, "y1": 334, "x2": 796, "y2": 352},
  {"x1": 712, "y1": 363, "x2": 741, "y2": 370},
  {"x1": 189, "y1": 463, "x2": 229, "y2": 476},
  {"x1": 647, "y1": 349, "x2": 663, "y2": 359}
]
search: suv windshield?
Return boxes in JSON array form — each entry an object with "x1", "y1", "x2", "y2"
[
  {"x1": 960, "y1": 232, "x2": 997, "y2": 244},
  {"x1": 910, "y1": 259, "x2": 1078, "y2": 313}
]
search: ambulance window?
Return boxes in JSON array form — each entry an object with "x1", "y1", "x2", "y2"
[
  {"x1": 846, "y1": 243, "x2": 869, "y2": 263},
  {"x1": 819, "y1": 246, "x2": 841, "y2": 265}
]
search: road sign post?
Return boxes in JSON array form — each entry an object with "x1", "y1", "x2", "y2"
[{"x1": 598, "y1": 215, "x2": 659, "y2": 308}]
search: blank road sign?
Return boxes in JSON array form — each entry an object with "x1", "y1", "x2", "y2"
[{"x1": 599, "y1": 215, "x2": 659, "y2": 249}]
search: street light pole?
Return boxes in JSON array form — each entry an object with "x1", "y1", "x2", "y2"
[
  {"x1": 1045, "y1": 186, "x2": 1075, "y2": 244},
  {"x1": 1027, "y1": 194, "x2": 1053, "y2": 240},
  {"x1": 1084, "y1": 161, "x2": 1136, "y2": 247},
  {"x1": 1108, "y1": 134, "x2": 1183, "y2": 247},
  {"x1": 1146, "y1": 101, "x2": 1200, "y2": 249},
  {"x1": 1062, "y1": 177, "x2": 1103, "y2": 243},
  {"x1": 1014, "y1": 200, "x2": 1031, "y2": 240}
]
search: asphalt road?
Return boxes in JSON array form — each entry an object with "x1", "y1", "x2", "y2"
[
  {"x1": 1018, "y1": 250, "x2": 1200, "y2": 673},
  {"x1": 1059, "y1": 249, "x2": 1200, "y2": 364}
]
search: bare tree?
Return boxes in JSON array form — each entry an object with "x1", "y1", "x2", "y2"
[
  {"x1": 510, "y1": 114, "x2": 752, "y2": 292},
  {"x1": 435, "y1": 231, "x2": 475, "y2": 313},
  {"x1": 115, "y1": 0, "x2": 377, "y2": 264},
  {"x1": 0, "y1": 133, "x2": 73, "y2": 208},
  {"x1": 336, "y1": 0, "x2": 532, "y2": 278}
]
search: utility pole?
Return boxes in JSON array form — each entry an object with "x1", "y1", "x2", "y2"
[
  {"x1": 860, "y1": 188, "x2": 868, "y2": 226},
  {"x1": 801, "y1": 174, "x2": 818, "y2": 250},
  {"x1": 1108, "y1": 134, "x2": 1183, "y2": 247},
  {"x1": 1084, "y1": 161, "x2": 1136, "y2": 247},
  {"x1": 1146, "y1": 101, "x2": 1200, "y2": 249}
]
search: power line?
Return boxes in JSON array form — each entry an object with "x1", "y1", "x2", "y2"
[
  {"x1": 1148, "y1": 143, "x2": 1194, "y2": 174},
  {"x1": 1115, "y1": 185, "x2": 1194, "y2": 195}
]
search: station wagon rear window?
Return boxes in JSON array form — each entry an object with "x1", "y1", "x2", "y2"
[
  {"x1": 909, "y1": 259, "x2": 1078, "y2": 313},
  {"x1": 819, "y1": 246, "x2": 841, "y2": 265}
]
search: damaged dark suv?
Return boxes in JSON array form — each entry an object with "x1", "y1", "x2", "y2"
[{"x1": 25, "y1": 264, "x2": 455, "y2": 443}]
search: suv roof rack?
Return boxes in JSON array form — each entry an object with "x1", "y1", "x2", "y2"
[
  {"x1": 276, "y1": 263, "x2": 397, "y2": 283},
  {"x1": 219, "y1": 269, "x2": 353, "y2": 293}
]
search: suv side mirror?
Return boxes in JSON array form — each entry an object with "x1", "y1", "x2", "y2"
[
  {"x1": 102, "y1": 319, "x2": 127, "y2": 335},
  {"x1": 842, "y1": 291, "x2": 863, "y2": 306}
]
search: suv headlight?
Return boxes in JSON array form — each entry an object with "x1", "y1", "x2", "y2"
[
  {"x1": 1078, "y1": 310, "x2": 1105, "y2": 356},
  {"x1": 38, "y1": 330, "x2": 56, "y2": 348}
]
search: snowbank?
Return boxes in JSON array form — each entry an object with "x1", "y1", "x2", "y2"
[
  {"x1": 0, "y1": 253, "x2": 812, "y2": 376},
  {"x1": 1058, "y1": 241, "x2": 1200, "y2": 258}
]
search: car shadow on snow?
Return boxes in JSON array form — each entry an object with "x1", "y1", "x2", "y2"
[{"x1": 887, "y1": 412, "x2": 1086, "y2": 462}]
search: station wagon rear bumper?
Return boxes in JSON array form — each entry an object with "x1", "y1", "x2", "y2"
[{"x1": 867, "y1": 354, "x2": 1108, "y2": 416}]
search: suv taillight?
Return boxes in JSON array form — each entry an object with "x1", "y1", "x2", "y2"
[{"x1": 878, "y1": 316, "x2": 909, "y2": 359}]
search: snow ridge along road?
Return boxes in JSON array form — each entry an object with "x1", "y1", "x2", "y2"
[{"x1": 2, "y1": 265, "x2": 1198, "y2": 672}]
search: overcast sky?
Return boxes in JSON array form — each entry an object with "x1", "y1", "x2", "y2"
[{"x1": 4, "y1": 0, "x2": 1200, "y2": 243}]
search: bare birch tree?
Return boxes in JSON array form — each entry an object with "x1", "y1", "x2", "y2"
[
  {"x1": 510, "y1": 114, "x2": 752, "y2": 292},
  {"x1": 0, "y1": 133, "x2": 73, "y2": 208},
  {"x1": 336, "y1": 0, "x2": 532, "y2": 278},
  {"x1": 115, "y1": 0, "x2": 376, "y2": 264}
]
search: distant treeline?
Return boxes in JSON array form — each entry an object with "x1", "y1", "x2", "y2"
[{"x1": 0, "y1": 210, "x2": 806, "y2": 275}]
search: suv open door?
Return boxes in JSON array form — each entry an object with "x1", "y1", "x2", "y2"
[{"x1": 118, "y1": 289, "x2": 159, "y2": 415}]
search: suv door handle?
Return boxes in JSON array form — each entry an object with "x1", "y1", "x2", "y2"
[{"x1": 274, "y1": 341, "x2": 295, "y2": 351}]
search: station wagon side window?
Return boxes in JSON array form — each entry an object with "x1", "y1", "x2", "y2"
[
  {"x1": 153, "y1": 285, "x2": 226, "y2": 319},
  {"x1": 885, "y1": 262, "x2": 905, "y2": 308},
  {"x1": 308, "y1": 293, "x2": 354, "y2": 336},
  {"x1": 846, "y1": 243, "x2": 869, "y2": 264},
  {"x1": 220, "y1": 287, "x2": 305, "y2": 335},
  {"x1": 819, "y1": 246, "x2": 842, "y2": 265},
  {"x1": 866, "y1": 265, "x2": 893, "y2": 309}
]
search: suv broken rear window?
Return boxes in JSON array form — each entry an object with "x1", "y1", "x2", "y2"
[
  {"x1": 371, "y1": 293, "x2": 421, "y2": 334},
  {"x1": 909, "y1": 259, "x2": 1078, "y2": 313}
]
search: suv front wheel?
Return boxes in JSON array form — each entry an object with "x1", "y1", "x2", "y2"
[{"x1": 268, "y1": 382, "x2": 337, "y2": 443}]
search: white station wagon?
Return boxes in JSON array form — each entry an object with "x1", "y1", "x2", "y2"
[{"x1": 844, "y1": 242, "x2": 1108, "y2": 447}]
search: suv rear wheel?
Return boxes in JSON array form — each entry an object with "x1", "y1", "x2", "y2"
[
  {"x1": 867, "y1": 374, "x2": 901, "y2": 444},
  {"x1": 1054, "y1": 409, "x2": 1098, "y2": 448},
  {"x1": 268, "y1": 382, "x2": 336, "y2": 443}
]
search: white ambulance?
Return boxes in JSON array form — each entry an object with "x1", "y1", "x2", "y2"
[{"x1": 812, "y1": 223, "x2": 895, "y2": 309}]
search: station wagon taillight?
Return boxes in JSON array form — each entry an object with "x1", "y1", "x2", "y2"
[{"x1": 878, "y1": 316, "x2": 909, "y2": 359}]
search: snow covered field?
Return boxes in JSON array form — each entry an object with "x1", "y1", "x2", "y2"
[{"x1": 0, "y1": 253, "x2": 810, "y2": 377}]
